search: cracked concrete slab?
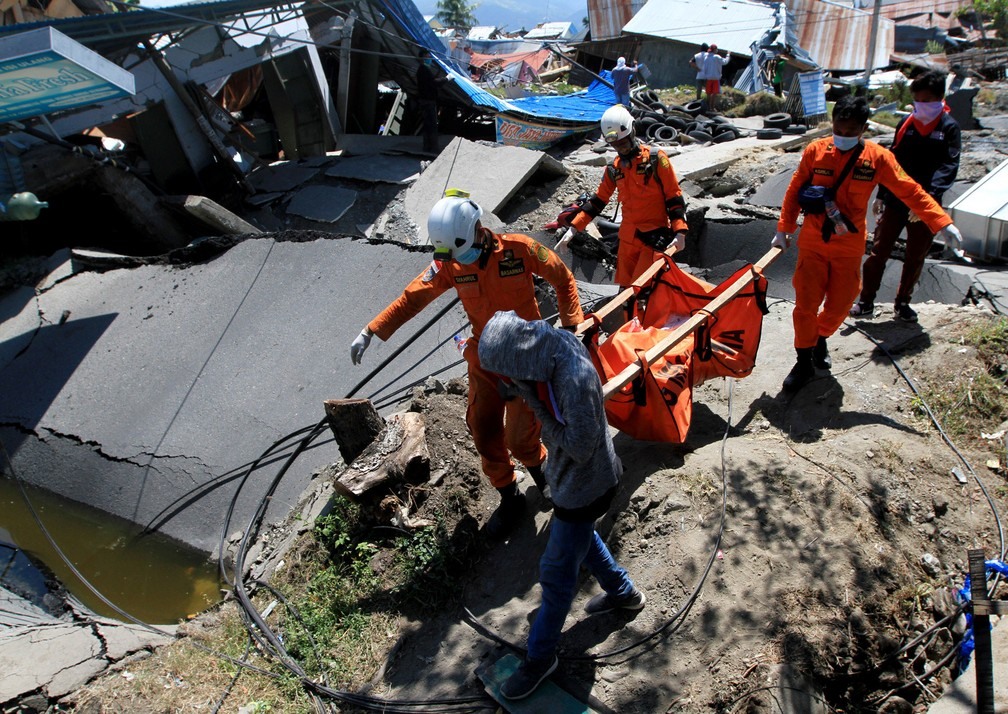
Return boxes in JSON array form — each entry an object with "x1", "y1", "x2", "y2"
[
  {"x1": 0, "y1": 237, "x2": 471, "y2": 552},
  {"x1": 286, "y1": 184, "x2": 357, "y2": 222},
  {"x1": 324, "y1": 155, "x2": 422, "y2": 184},
  {"x1": 398, "y1": 137, "x2": 567, "y2": 246},
  {"x1": 248, "y1": 164, "x2": 321, "y2": 193}
]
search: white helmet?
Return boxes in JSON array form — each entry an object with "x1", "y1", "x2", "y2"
[
  {"x1": 428, "y1": 194, "x2": 483, "y2": 264},
  {"x1": 600, "y1": 104, "x2": 634, "y2": 143}
]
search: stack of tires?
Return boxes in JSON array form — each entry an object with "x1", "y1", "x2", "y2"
[
  {"x1": 757, "y1": 112, "x2": 808, "y2": 140},
  {"x1": 628, "y1": 89, "x2": 743, "y2": 146}
]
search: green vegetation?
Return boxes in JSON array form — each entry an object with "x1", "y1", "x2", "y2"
[
  {"x1": 973, "y1": 0, "x2": 1008, "y2": 38},
  {"x1": 924, "y1": 39, "x2": 945, "y2": 54},
  {"x1": 912, "y1": 317, "x2": 1008, "y2": 438},
  {"x1": 435, "y1": 0, "x2": 478, "y2": 31},
  {"x1": 871, "y1": 111, "x2": 901, "y2": 128}
]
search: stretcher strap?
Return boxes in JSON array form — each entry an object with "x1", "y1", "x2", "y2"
[
  {"x1": 631, "y1": 348, "x2": 648, "y2": 406},
  {"x1": 752, "y1": 266, "x2": 770, "y2": 315},
  {"x1": 693, "y1": 308, "x2": 715, "y2": 362}
]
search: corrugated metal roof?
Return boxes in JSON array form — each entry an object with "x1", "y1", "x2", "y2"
[
  {"x1": 622, "y1": 0, "x2": 778, "y2": 54},
  {"x1": 587, "y1": 0, "x2": 645, "y2": 41},
  {"x1": 880, "y1": 0, "x2": 963, "y2": 30},
  {"x1": 524, "y1": 21, "x2": 576, "y2": 39},
  {"x1": 788, "y1": 0, "x2": 894, "y2": 72}
]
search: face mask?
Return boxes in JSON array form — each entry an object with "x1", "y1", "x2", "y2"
[
  {"x1": 454, "y1": 246, "x2": 482, "y2": 265},
  {"x1": 913, "y1": 101, "x2": 944, "y2": 123},
  {"x1": 832, "y1": 134, "x2": 860, "y2": 152}
]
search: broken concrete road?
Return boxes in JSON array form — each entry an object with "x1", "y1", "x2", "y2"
[{"x1": 0, "y1": 237, "x2": 472, "y2": 553}]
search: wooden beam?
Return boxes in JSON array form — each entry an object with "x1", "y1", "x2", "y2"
[
  {"x1": 575, "y1": 244, "x2": 678, "y2": 336},
  {"x1": 601, "y1": 247, "x2": 782, "y2": 401}
]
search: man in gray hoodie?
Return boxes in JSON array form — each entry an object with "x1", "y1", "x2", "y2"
[{"x1": 478, "y1": 310, "x2": 645, "y2": 700}]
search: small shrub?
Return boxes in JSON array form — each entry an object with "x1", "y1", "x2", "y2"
[
  {"x1": 739, "y1": 91, "x2": 786, "y2": 117},
  {"x1": 871, "y1": 111, "x2": 902, "y2": 128},
  {"x1": 924, "y1": 39, "x2": 945, "y2": 54}
]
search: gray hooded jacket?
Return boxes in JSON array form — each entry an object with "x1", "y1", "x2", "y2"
[{"x1": 478, "y1": 311, "x2": 621, "y2": 516}]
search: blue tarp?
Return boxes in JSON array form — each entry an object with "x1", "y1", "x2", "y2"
[{"x1": 506, "y1": 70, "x2": 618, "y2": 123}]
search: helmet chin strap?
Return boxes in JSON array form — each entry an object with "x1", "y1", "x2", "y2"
[{"x1": 476, "y1": 226, "x2": 493, "y2": 269}]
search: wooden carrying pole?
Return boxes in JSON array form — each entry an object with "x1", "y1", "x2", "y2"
[
  {"x1": 575, "y1": 244, "x2": 679, "y2": 335},
  {"x1": 601, "y1": 246, "x2": 782, "y2": 401}
]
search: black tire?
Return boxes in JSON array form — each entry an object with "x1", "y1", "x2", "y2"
[
  {"x1": 637, "y1": 116, "x2": 659, "y2": 130},
  {"x1": 649, "y1": 101, "x2": 667, "y2": 112},
  {"x1": 784, "y1": 124, "x2": 808, "y2": 135},
  {"x1": 688, "y1": 129, "x2": 715, "y2": 142},
  {"x1": 713, "y1": 131, "x2": 736, "y2": 143},
  {"x1": 713, "y1": 123, "x2": 738, "y2": 137},
  {"x1": 664, "y1": 115, "x2": 689, "y2": 130},
  {"x1": 685, "y1": 122, "x2": 699, "y2": 134},
  {"x1": 654, "y1": 125, "x2": 679, "y2": 143},
  {"x1": 644, "y1": 110, "x2": 666, "y2": 122},
  {"x1": 641, "y1": 89, "x2": 660, "y2": 105},
  {"x1": 710, "y1": 114, "x2": 733, "y2": 125},
  {"x1": 645, "y1": 122, "x2": 664, "y2": 140},
  {"x1": 684, "y1": 100, "x2": 705, "y2": 116},
  {"x1": 756, "y1": 128, "x2": 783, "y2": 140},
  {"x1": 764, "y1": 112, "x2": 791, "y2": 129},
  {"x1": 667, "y1": 104, "x2": 690, "y2": 114}
]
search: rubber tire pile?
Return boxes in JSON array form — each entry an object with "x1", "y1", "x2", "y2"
[
  {"x1": 629, "y1": 88, "x2": 744, "y2": 146},
  {"x1": 756, "y1": 111, "x2": 808, "y2": 140}
]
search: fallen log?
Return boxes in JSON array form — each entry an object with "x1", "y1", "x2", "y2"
[
  {"x1": 601, "y1": 246, "x2": 782, "y2": 400},
  {"x1": 334, "y1": 412, "x2": 430, "y2": 499}
]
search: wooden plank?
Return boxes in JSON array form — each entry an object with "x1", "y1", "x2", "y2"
[
  {"x1": 181, "y1": 195, "x2": 263, "y2": 235},
  {"x1": 574, "y1": 244, "x2": 679, "y2": 336},
  {"x1": 601, "y1": 246, "x2": 782, "y2": 401},
  {"x1": 475, "y1": 653, "x2": 598, "y2": 714}
]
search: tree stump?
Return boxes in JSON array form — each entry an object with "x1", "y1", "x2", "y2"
[
  {"x1": 324, "y1": 398, "x2": 385, "y2": 464},
  {"x1": 334, "y1": 412, "x2": 430, "y2": 499}
]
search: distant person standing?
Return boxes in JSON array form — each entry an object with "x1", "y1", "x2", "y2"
[
  {"x1": 416, "y1": 49, "x2": 453, "y2": 154},
  {"x1": 701, "y1": 44, "x2": 730, "y2": 113},
  {"x1": 771, "y1": 54, "x2": 787, "y2": 97},
  {"x1": 689, "y1": 43, "x2": 709, "y2": 100},
  {"x1": 610, "y1": 57, "x2": 639, "y2": 108},
  {"x1": 850, "y1": 71, "x2": 961, "y2": 323}
]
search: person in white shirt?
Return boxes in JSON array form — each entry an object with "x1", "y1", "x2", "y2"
[
  {"x1": 701, "y1": 43, "x2": 730, "y2": 113},
  {"x1": 688, "y1": 43, "x2": 709, "y2": 100}
]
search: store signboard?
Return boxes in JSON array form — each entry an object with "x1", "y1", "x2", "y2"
[{"x1": 0, "y1": 27, "x2": 135, "y2": 123}]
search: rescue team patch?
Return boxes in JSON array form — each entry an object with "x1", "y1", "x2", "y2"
[
  {"x1": 421, "y1": 260, "x2": 440, "y2": 283},
  {"x1": 658, "y1": 153, "x2": 671, "y2": 169},
  {"x1": 454, "y1": 274, "x2": 478, "y2": 284},
  {"x1": 531, "y1": 242, "x2": 550, "y2": 262},
  {"x1": 852, "y1": 159, "x2": 876, "y2": 181},
  {"x1": 499, "y1": 258, "x2": 525, "y2": 277},
  {"x1": 610, "y1": 166, "x2": 624, "y2": 180},
  {"x1": 813, "y1": 168, "x2": 834, "y2": 176}
]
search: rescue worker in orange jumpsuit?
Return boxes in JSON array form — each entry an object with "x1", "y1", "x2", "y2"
[
  {"x1": 556, "y1": 104, "x2": 689, "y2": 290},
  {"x1": 772, "y1": 95, "x2": 963, "y2": 393},
  {"x1": 350, "y1": 194, "x2": 585, "y2": 536}
]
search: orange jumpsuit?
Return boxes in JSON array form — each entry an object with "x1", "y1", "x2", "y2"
[
  {"x1": 779, "y1": 138, "x2": 952, "y2": 349},
  {"x1": 571, "y1": 145, "x2": 688, "y2": 286},
  {"x1": 368, "y1": 232, "x2": 584, "y2": 488}
]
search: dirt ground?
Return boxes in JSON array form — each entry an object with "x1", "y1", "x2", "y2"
[{"x1": 63, "y1": 84, "x2": 1008, "y2": 714}]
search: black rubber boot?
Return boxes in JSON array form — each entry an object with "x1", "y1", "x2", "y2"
[
  {"x1": 527, "y1": 464, "x2": 552, "y2": 509},
  {"x1": 783, "y1": 348, "x2": 815, "y2": 393},
  {"x1": 485, "y1": 482, "x2": 526, "y2": 538},
  {"x1": 812, "y1": 336, "x2": 832, "y2": 371}
]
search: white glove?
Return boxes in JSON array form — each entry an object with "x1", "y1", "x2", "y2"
[
  {"x1": 672, "y1": 232, "x2": 686, "y2": 253},
  {"x1": 350, "y1": 329, "x2": 372, "y2": 365},
  {"x1": 939, "y1": 224, "x2": 969, "y2": 261},
  {"x1": 872, "y1": 199, "x2": 884, "y2": 218},
  {"x1": 555, "y1": 227, "x2": 575, "y2": 252},
  {"x1": 771, "y1": 231, "x2": 791, "y2": 250}
]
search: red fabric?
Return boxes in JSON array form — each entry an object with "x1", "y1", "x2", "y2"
[
  {"x1": 586, "y1": 261, "x2": 768, "y2": 443},
  {"x1": 592, "y1": 322, "x2": 694, "y2": 443}
]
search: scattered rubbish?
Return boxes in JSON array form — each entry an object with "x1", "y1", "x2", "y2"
[
  {"x1": 987, "y1": 459, "x2": 1001, "y2": 472},
  {"x1": 981, "y1": 430, "x2": 1006, "y2": 440},
  {"x1": 952, "y1": 466, "x2": 968, "y2": 484}
]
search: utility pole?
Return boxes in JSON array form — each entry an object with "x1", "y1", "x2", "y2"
[{"x1": 861, "y1": 0, "x2": 883, "y2": 88}]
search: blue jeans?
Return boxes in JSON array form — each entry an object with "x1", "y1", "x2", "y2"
[
  {"x1": 615, "y1": 91, "x2": 631, "y2": 108},
  {"x1": 525, "y1": 517, "x2": 635, "y2": 662}
]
